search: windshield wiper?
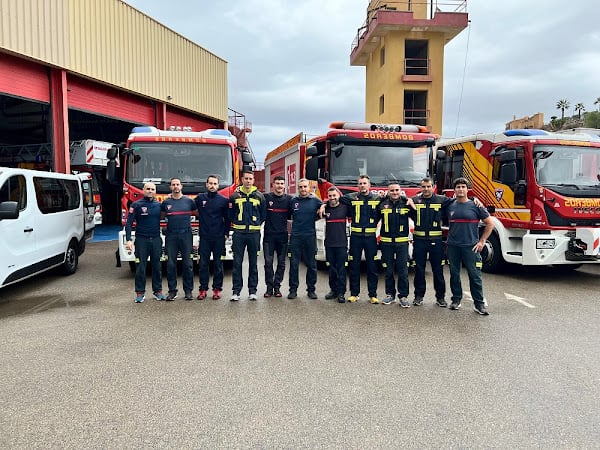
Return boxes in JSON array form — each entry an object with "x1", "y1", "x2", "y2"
[
  {"x1": 383, "y1": 177, "x2": 420, "y2": 186},
  {"x1": 546, "y1": 183, "x2": 580, "y2": 190}
]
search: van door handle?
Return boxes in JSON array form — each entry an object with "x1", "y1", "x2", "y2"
[{"x1": 24, "y1": 227, "x2": 34, "y2": 233}]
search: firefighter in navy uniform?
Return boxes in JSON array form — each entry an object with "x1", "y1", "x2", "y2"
[
  {"x1": 340, "y1": 174, "x2": 382, "y2": 304},
  {"x1": 410, "y1": 177, "x2": 451, "y2": 307},
  {"x1": 228, "y1": 170, "x2": 266, "y2": 301},
  {"x1": 377, "y1": 182, "x2": 413, "y2": 307},
  {"x1": 262, "y1": 175, "x2": 292, "y2": 298}
]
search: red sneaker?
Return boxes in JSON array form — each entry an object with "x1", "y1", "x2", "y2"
[
  {"x1": 197, "y1": 289, "x2": 207, "y2": 300},
  {"x1": 212, "y1": 289, "x2": 222, "y2": 300}
]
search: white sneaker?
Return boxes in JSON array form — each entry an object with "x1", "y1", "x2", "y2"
[
  {"x1": 248, "y1": 293, "x2": 257, "y2": 301},
  {"x1": 230, "y1": 293, "x2": 240, "y2": 302}
]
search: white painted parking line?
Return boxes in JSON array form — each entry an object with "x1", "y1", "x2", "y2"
[{"x1": 504, "y1": 293, "x2": 536, "y2": 308}]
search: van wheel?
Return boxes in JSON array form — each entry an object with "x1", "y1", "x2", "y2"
[{"x1": 63, "y1": 240, "x2": 79, "y2": 275}]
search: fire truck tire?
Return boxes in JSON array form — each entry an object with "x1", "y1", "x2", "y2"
[
  {"x1": 480, "y1": 232, "x2": 505, "y2": 273},
  {"x1": 62, "y1": 240, "x2": 79, "y2": 275}
]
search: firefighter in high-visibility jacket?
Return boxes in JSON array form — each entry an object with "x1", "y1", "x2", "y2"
[
  {"x1": 228, "y1": 170, "x2": 266, "y2": 301},
  {"x1": 376, "y1": 182, "x2": 413, "y2": 307},
  {"x1": 409, "y1": 177, "x2": 452, "y2": 308},
  {"x1": 339, "y1": 174, "x2": 382, "y2": 304}
]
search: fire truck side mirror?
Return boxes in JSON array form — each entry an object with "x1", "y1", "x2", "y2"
[
  {"x1": 107, "y1": 160, "x2": 117, "y2": 185},
  {"x1": 107, "y1": 145, "x2": 119, "y2": 160},
  {"x1": 241, "y1": 151, "x2": 253, "y2": 164},
  {"x1": 306, "y1": 146, "x2": 318, "y2": 157},
  {"x1": 499, "y1": 162, "x2": 518, "y2": 186},
  {"x1": 306, "y1": 157, "x2": 319, "y2": 181}
]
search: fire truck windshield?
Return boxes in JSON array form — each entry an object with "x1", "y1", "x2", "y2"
[
  {"x1": 329, "y1": 143, "x2": 429, "y2": 187},
  {"x1": 535, "y1": 144, "x2": 600, "y2": 190},
  {"x1": 126, "y1": 142, "x2": 233, "y2": 193}
]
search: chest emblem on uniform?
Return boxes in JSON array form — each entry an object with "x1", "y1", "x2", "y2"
[
  {"x1": 202, "y1": 201, "x2": 207, "y2": 207},
  {"x1": 141, "y1": 207, "x2": 147, "y2": 213},
  {"x1": 293, "y1": 202, "x2": 299, "y2": 210},
  {"x1": 269, "y1": 201, "x2": 273, "y2": 206},
  {"x1": 495, "y1": 188, "x2": 504, "y2": 202},
  {"x1": 167, "y1": 205, "x2": 172, "y2": 210}
]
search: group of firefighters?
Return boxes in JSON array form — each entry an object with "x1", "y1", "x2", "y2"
[{"x1": 125, "y1": 171, "x2": 494, "y2": 316}]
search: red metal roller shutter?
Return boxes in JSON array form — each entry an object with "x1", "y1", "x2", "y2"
[
  {"x1": 166, "y1": 106, "x2": 221, "y2": 131},
  {"x1": 67, "y1": 75, "x2": 154, "y2": 124},
  {"x1": 0, "y1": 53, "x2": 50, "y2": 103}
]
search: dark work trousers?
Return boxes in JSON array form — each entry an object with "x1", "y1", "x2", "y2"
[
  {"x1": 348, "y1": 234, "x2": 378, "y2": 297},
  {"x1": 165, "y1": 232, "x2": 193, "y2": 294},
  {"x1": 134, "y1": 235, "x2": 163, "y2": 294},
  {"x1": 232, "y1": 232, "x2": 260, "y2": 295},
  {"x1": 413, "y1": 238, "x2": 445, "y2": 300},
  {"x1": 263, "y1": 233, "x2": 288, "y2": 293},
  {"x1": 380, "y1": 242, "x2": 409, "y2": 298},
  {"x1": 199, "y1": 236, "x2": 225, "y2": 291},
  {"x1": 288, "y1": 234, "x2": 317, "y2": 293},
  {"x1": 447, "y1": 245, "x2": 485, "y2": 307},
  {"x1": 325, "y1": 246, "x2": 347, "y2": 295}
]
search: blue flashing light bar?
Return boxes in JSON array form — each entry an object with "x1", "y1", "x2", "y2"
[
  {"x1": 504, "y1": 129, "x2": 549, "y2": 137},
  {"x1": 131, "y1": 126, "x2": 156, "y2": 133},
  {"x1": 206, "y1": 129, "x2": 232, "y2": 137}
]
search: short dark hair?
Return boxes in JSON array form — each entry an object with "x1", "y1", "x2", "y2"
[
  {"x1": 327, "y1": 186, "x2": 339, "y2": 192},
  {"x1": 206, "y1": 175, "x2": 219, "y2": 183},
  {"x1": 421, "y1": 177, "x2": 432, "y2": 184},
  {"x1": 273, "y1": 175, "x2": 284, "y2": 183},
  {"x1": 453, "y1": 177, "x2": 470, "y2": 188},
  {"x1": 170, "y1": 177, "x2": 181, "y2": 184},
  {"x1": 242, "y1": 169, "x2": 254, "y2": 176},
  {"x1": 358, "y1": 174, "x2": 370, "y2": 180}
]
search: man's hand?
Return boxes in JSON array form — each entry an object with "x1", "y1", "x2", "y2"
[
  {"x1": 125, "y1": 240, "x2": 134, "y2": 252},
  {"x1": 473, "y1": 197, "x2": 484, "y2": 208},
  {"x1": 318, "y1": 203, "x2": 326, "y2": 218}
]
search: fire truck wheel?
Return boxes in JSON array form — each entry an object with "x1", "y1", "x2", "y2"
[
  {"x1": 480, "y1": 232, "x2": 505, "y2": 273},
  {"x1": 62, "y1": 240, "x2": 79, "y2": 275}
]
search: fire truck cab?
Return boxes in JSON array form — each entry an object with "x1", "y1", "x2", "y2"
[{"x1": 435, "y1": 129, "x2": 600, "y2": 272}]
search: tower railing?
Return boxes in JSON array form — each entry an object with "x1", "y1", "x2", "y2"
[{"x1": 351, "y1": 0, "x2": 467, "y2": 52}]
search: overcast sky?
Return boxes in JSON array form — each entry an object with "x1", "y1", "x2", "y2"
[{"x1": 124, "y1": 0, "x2": 600, "y2": 163}]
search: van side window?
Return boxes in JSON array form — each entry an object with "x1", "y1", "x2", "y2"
[
  {"x1": 34, "y1": 177, "x2": 81, "y2": 214},
  {"x1": 0, "y1": 175, "x2": 27, "y2": 210}
]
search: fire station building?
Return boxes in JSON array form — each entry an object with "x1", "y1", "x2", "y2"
[{"x1": 0, "y1": 0, "x2": 229, "y2": 174}]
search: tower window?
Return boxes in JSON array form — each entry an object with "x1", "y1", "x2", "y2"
[
  {"x1": 380, "y1": 46, "x2": 385, "y2": 66},
  {"x1": 379, "y1": 95, "x2": 385, "y2": 115}
]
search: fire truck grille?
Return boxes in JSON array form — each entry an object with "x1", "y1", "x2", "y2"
[{"x1": 544, "y1": 205, "x2": 600, "y2": 227}]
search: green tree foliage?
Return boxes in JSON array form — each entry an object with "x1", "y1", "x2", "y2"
[
  {"x1": 574, "y1": 103, "x2": 585, "y2": 118},
  {"x1": 584, "y1": 111, "x2": 600, "y2": 128}
]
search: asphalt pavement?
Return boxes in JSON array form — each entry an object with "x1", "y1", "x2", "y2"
[{"x1": 1, "y1": 240, "x2": 599, "y2": 449}]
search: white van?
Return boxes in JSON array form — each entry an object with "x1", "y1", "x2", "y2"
[{"x1": 0, "y1": 167, "x2": 96, "y2": 288}]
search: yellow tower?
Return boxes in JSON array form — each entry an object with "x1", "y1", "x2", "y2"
[{"x1": 350, "y1": 1, "x2": 468, "y2": 134}]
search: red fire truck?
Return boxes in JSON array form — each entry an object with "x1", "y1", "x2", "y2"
[
  {"x1": 435, "y1": 129, "x2": 600, "y2": 272},
  {"x1": 263, "y1": 121, "x2": 438, "y2": 260},
  {"x1": 107, "y1": 126, "x2": 254, "y2": 270}
]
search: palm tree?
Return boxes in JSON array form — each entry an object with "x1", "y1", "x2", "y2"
[
  {"x1": 574, "y1": 103, "x2": 585, "y2": 119},
  {"x1": 594, "y1": 97, "x2": 600, "y2": 112},
  {"x1": 556, "y1": 99, "x2": 570, "y2": 120}
]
